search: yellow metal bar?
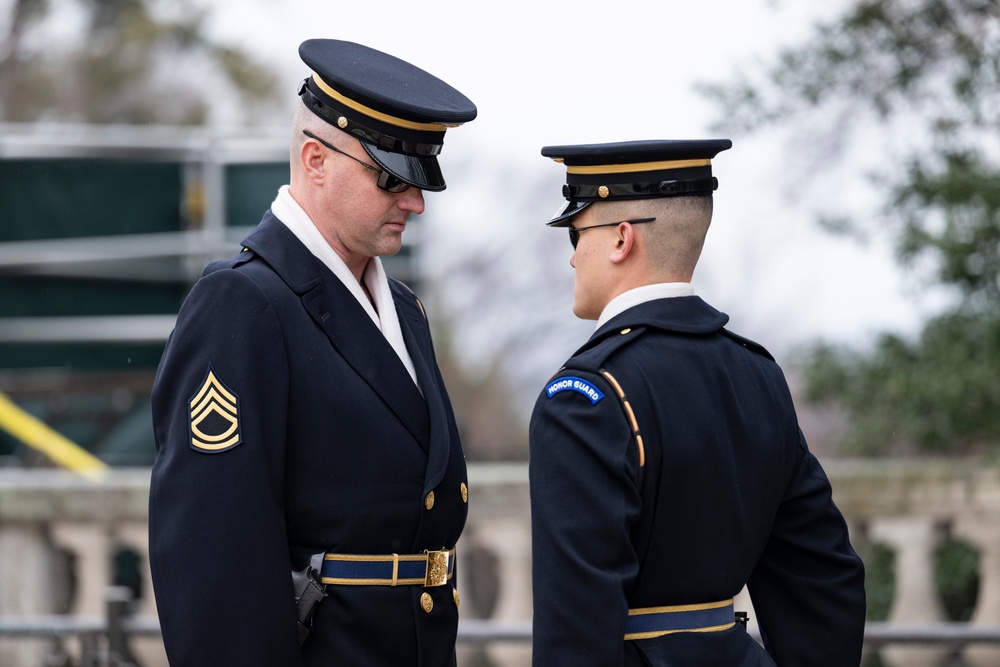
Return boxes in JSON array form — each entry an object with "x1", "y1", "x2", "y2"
[{"x1": 0, "y1": 391, "x2": 108, "y2": 481}]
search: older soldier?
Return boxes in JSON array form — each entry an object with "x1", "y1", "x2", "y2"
[
  {"x1": 529, "y1": 140, "x2": 866, "y2": 666},
  {"x1": 149, "y1": 39, "x2": 475, "y2": 666}
]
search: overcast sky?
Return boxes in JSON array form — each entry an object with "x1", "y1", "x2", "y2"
[{"x1": 203, "y1": 0, "x2": 947, "y2": 374}]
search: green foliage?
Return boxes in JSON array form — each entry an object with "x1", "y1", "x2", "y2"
[
  {"x1": 702, "y1": 0, "x2": 1000, "y2": 455},
  {"x1": 0, "y1": 0, "x2": 282, "y2": 124},
  {"x1": 894, "y1": 153, "x2": 1000, "y2": 307},
  {"x1": 798, "y1": 310, "x2": 1000, "y2": 454},
  {"x1": 699, "y1": 0, "x2": 1000, "y2": 133},
  {"x1": 935, "y1": 538, "x2": 980, "y2": 621},
  {"x1": 859, "y1": 540, "x2": 895, "y2": 621}
]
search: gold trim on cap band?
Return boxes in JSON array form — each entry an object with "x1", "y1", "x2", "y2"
[
  {"x1": 312, "y1": 73, "x2": 449, "y2": 133},
  {"x1": 564, "y1": 158, "x2": 712, "y2": 175}
]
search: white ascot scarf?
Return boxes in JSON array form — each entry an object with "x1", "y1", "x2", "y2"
[
  {"x1": 270, "y1": 185, "x2": 421, "y2": 392},
  {"x1": 596, "y1": 282, "x2": 696, "y2": 329}
]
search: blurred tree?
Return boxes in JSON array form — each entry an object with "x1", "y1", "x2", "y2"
[
  {"x1": 419, "y1": 158, "x2": 593, "y2": 457},
  {"x1": 700, "y1": 0, "x2": 1000, "y2": 455},
  {"x1": 0, "y1": 0, "x2": 281, "y2": 124}
]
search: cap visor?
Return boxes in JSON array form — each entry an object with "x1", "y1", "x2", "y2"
[
  {"x1": 546, "y1": 200, "x2": 591, "y2": 227},
  {"x1": 361, "y1": 143, "x2": 446, "y2": 192}
]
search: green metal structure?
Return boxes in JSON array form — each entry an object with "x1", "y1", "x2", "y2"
[{"x1": 0, "y1": 124, "x2": 419, "y2": 468}]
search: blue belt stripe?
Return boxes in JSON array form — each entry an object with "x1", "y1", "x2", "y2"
[
  {"x1": 625, "y1": 601, "x2": 735, "y2": 639},
  {"x1": 320, "y1": 553, "x2": 454, "y2": 585}
]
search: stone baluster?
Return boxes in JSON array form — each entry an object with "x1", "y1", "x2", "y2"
[
  {"x1": 49, "y1": 521, "x2": 113, "y2": 665},
  {"x1": 471, "y1": 517, "x2": 532, "y2": 667},
  {"x1": 0, "y1": 523, "x2": 55, "y2": 666},
  {"x1": 115, "y1": 521, "x2": 168, "y2": 667},
  {"x1": 868, "y1": 516, "x2": 950, "y2": 667},
  {"x1": 846, "y1": 520, "x2": 879, "y2": 667},
  {"x1": 953, "y1": 512, "x2": 1000, "y2": 667},
  {"x1": 50, "y1": 522, "x2": 111, "y2": 617}
]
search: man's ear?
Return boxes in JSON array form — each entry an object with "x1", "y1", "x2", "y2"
[
  {"x1": 300, "y1": 140, "x2": 326, "y2": 185},
  {"x1": 609, "y1": 222, "x2": 635, "y2": 265}
]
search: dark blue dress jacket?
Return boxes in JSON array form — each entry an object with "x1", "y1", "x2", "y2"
[
  {"x1": 529, "y1": 296, "x2": 865, "y2": 667},
  {"x1": 149, "y1": 212, "x2": 468, "y2": 666}
]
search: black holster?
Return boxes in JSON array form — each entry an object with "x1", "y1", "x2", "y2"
[{"x1": 292, "y1": 552, "x2": 327, "y2": 645}]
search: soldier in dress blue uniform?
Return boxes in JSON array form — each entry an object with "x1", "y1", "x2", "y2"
[
  {"x1": 148, "y1": 39, "x2": 476, "y2": 666},
  {"x1": 529, "y1": 140, "x2": 866, "y2": 666}
]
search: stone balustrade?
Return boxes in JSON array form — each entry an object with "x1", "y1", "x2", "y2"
[
  {"x1": 830, "y1": 459, "x2": 1000, "y2": 667},
  {"x1": 0, "y1": 459, "x2": 997, "y2": 667}
]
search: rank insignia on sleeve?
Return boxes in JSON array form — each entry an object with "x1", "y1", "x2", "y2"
[
  {"x1": 188, "y1": 365, "x2": 241, "y2": 453},
  {"x1": 545, "y1": 376, "x2": 604, "y2": 405}
]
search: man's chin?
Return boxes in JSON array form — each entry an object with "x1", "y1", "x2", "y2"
[
  {"x1": 572, "y1": 302, "x2": 599, "y2": 321},
  {"x1": 373, "y1": 239, "x2": 404, "y2": 258}
]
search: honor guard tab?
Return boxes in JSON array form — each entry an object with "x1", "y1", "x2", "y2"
[{"x1": 545, "y1": 376, "x2": 604, "y2": 405}]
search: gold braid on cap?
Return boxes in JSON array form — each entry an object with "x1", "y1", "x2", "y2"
[
  {"x1": 562, "y1": 158, "x2": 712, "y2": 174},
  {"x1": 312, "y1": 73, "x2": 451, "y2": 132}
]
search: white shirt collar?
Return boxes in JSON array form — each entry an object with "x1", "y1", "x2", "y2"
[
  {"x1": 270, "y1": 185, "x2": 420, "y2": 391},
  {"x1": 596, "y1": 282, "x2": 695, "y2": 329}
]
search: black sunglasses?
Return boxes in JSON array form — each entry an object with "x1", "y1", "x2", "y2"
[
  {"x1": 568, "y1": 217, "x2": 656, "y2": 249},
  {"x1": 302, "y1": 130, "x2": 411, "y2": 193}
]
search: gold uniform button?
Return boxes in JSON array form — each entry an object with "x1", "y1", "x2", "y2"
[
  {"x1": 460, "y1": 482, "x2": 468, "y2": 503},
  {"x1": 424, "y1": 491, "x2": 435, "y2": 510},
  {"x1": 620, "y1": 328, "x2": 632, "y2": 335},
  {"x1": 453, "y1": 588, "x2": 461, "y2": 608},
  {"x1": 420, "y1": 592, "x2": 434, "y2": 613}
]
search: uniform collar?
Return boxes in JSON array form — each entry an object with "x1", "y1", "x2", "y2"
[
  {"x1": 596, "y1": 282, "x2": 695, "y2": 329},
  {"x1": 595, "y1": 295, "x2": 729, "y2": 339}
]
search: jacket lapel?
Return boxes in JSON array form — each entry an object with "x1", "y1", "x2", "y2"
[
  {"x1": 243, "y1": 214, "x2": 430, "y2": 448},
  {"x1": 391, "y1": 283, "x2": 452, "y2": 495}
]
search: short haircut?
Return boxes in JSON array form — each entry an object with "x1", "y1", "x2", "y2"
[{"x1": 595, "y1": 196, "x2": 713, "y2": 280}]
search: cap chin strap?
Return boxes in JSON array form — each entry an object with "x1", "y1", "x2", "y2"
[{"x1": 562, "y1": 177, "x2": 718, "y2": 201}]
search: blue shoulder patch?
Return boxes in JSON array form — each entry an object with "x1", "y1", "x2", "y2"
[{"x1": 545, "y1": 376, "x2": 604, "y2": 405}]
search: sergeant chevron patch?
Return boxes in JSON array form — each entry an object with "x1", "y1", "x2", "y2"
[
  {"x1": 545, "y1": 376, "x2": 604, "y2": 405},
  {"x1": 188, "y1": 366, "x2": 241, "y2": 453}
]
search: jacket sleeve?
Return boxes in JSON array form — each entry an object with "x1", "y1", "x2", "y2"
[
  {"x1": 747, "y1": 430, "x2": 867, "y2": 667},
  {"x1": 528, "y1": 369, "x2": 642, "y2": 667},
  {"x1": 148, "y1": 268, "x2": 303, "y2": 666}
]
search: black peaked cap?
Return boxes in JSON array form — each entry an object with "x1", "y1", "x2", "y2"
[
  {"x1": 299, "y1": 39, "x2": 477, "y2": 191},
  {"x1": 542, "y1": 139, "x2": 732, "y2": 226}
]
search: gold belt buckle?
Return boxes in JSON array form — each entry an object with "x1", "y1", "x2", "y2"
[{"x1": 424, "y1": 549, "x2": 450, "y2": 587}]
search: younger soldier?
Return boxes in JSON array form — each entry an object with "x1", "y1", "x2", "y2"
[{"x1": 529, "y1": 139, "x2": 866, "y2": 666}]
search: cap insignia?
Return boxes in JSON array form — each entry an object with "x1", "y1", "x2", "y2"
[{"x1": 188, "y1": 366, "x2": 241, "y2": 453}]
